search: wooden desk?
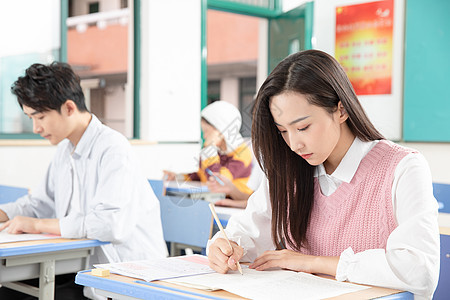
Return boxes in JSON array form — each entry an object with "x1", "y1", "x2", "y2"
[
  {"x1": 75, "y1": 269, "x2": 413, "y2": 300},
  {"x1": 0, "y1": 238, "x2": 107, "y2": 300}
]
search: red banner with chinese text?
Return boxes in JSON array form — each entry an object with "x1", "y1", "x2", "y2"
[{"x1": 335, "y1": 0, "x2": 394, "y2": 95}]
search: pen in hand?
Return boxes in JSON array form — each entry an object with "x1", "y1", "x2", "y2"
[
  {"x1": 205, "y1": 168, "x2": 225, "y2": 186},
  {"x1": 208, "y1": 203, "x2": 243, "y2": 275}
]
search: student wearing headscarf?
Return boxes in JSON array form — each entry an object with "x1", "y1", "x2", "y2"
[{"x1": 164, "y1": 101, "x2": 256, "y2": 202}]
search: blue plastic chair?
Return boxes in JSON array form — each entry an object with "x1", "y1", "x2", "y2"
[
  {"x1": 0, "y1": 184, "x2": 28, "y2": 205},
  {"x1": 434, "y1": 183, "x2": 450, "y2": 213},
  {"x1": 148, "y1": 179, "x2": 213, "y2": 256}
]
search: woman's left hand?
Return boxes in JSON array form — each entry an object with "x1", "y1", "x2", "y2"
[
  {"x1": 250, "y1": 249, "x2": 316, "y2": 273},
  {"x1": 249, "y1": 249, "x2": 339, "y2": 276}
]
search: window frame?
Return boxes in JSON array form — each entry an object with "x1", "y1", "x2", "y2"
[{"x1": 0, "y1": 0, "x2": 140, "y2": 140}]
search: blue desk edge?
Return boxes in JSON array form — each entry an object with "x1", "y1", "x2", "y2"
[
  {"x1": 76, "y1": 271, "x2": 226, "y2": 300},
  {"x1": 0, "y1": 239, "x2": 108, "y2": 257},
  {"x1": 75, "y1": 270, "x2": 413, "y2": 300}
]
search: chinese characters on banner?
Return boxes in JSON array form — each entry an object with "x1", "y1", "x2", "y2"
[{"x1": 335, "y1": 0, "x2": 394, "y2": 95}]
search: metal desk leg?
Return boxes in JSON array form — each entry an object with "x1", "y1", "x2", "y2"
[{"x1": 39, "y1": 260, "x2": 55, "y2": 300}]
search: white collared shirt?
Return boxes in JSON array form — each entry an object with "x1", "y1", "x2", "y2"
[
  {"x1": 1, "y1": 115, "x2": 168, "y2": 263},
  {"x1": 208, "y1": 138, "x2": 440, "y2": 299}
]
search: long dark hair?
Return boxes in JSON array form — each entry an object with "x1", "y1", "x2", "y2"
[{"x1": 252, "y1": 50, "x2": 384, "y2": 251}]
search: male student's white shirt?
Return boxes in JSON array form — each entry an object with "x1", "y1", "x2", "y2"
[
  {"x1": 208, "y1": 138, "x2": 440, "y2": 299},
  {"x1": 0, "y1": 115, "x2": 168, "y2": 263}
]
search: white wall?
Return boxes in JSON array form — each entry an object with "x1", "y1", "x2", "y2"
[
  {"x1": 0, "y1": 142, "x2": 200, "y2": 191},
  {"x1": 257, "y1": 19, "x2": 268, "y2": 90},
  {"x1": 0, "y1": 143, "x2": 56, "y2": 189},
  {"x1": 104, "y1": 85, "x2": 126, "y2": 134},
  {"x1": 283, "y1": 0, "x2": 310, "y2": 12},
  {"x1": 140, "y1": 0, "x2": 201, "y2": 143},
  {"x1": 398, "y1": 143, "x2": 450, "y2": 185},
  {"x1": 1, "y1": 141, "x2": 448, "y2": 191},
  {"x1": 220, "y1": 78, "x2": 239, "y2": 107}
]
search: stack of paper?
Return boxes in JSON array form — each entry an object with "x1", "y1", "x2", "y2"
[
  {"x1": 94, "y1": 254, "x2": 370, "y2": 299},
  {"x1": 94, "y1": 254, "x2": 214, "y2": 282},
  {"x1": 165, "y1": 265, "x2": 369, "y2": 300},
  {"x1": 0, "y1": 223, "x2": 59, "y2": 244}
]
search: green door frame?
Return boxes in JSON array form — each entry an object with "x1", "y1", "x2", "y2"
[
  {"x1": 202, "y1": 0, "x2": 314, "y2": 110},
  {"x1": 60, "y1": 0, "x2": 141, "y2": 139}
]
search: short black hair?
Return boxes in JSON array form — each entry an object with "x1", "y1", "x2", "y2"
[{"x1": 11, "y1": 62, "x2": 88, "y2": 113}]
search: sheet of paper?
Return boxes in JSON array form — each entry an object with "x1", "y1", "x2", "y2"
[
  {"x1": 94, "y1": 254, "x2": 215, "y2": 282},
  {"x1": 166, "y1": 265, "x2": 369, "y2": 300},
  {"x1": 0, "y1": 223, "x2": 59, "y2": 244}
]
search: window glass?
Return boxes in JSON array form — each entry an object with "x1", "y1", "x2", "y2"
[
  {"x1": 240, "y1": 77, "x2": 257, "y2": 137},
  {"x1": 207, "y1": 80, "x2": 221, "y2": 104},
  {"x1": 89, "y1": 2, "x2": 100, "y2": 14},
  {"x1": 67, "y1": 0, "x2": 130, "y2": 136},
  {"x1": 0, "y1": 0, "x2": 60, "y2": 136},
  {"x1": 207, "y1": 9, "x2": 259, "y2": 138}
]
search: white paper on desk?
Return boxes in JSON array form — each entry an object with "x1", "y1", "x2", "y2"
[
  {"x1": 165, "y1": 266, "x2": 369, "y2": 300},
  {"x1": 94, "y1": 254, "x2": 215, "y2": 282},
  {"x1": 0, "y1": 223, "x2": 60, "y2": 244}
]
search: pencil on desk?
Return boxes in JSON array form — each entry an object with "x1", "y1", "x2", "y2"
[{"x1": 208, "y1": 203, "x2": 243, "y2": 275}]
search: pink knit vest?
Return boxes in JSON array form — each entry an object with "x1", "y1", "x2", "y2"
[{"x1": 288, "y1": 140, "x2": 415, "y2": 256}]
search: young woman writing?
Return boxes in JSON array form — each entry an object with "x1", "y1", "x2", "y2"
[{"x1": 207, "y1": 50, "x2": 439, "y2": 299}]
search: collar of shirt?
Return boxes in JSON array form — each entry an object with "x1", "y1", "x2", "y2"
[
  {"x1": 67, "y1": 114, "x2": 102, "y2": 159},
  {"x1": 313, "y1": 138, "x2": 379, "y2": 196}
]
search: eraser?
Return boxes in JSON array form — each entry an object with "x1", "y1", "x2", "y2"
[{"x1": 92, "y1": 268, "x2": 110, "y2": 277}]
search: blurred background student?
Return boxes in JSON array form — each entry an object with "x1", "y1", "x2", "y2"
[{"x1": 164, "y1": 100, "x2": 260, "y2": 207}]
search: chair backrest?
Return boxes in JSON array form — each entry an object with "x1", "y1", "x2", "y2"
[
  {"x1": 0, "y1": 184, "x2": 28, "y2": 205},
  {"x1": 148, "y1": 179, "x2": 213, "y2": 248},
  {"x1": 433, "y1": 182, "x2": 450, "y2": 213}
]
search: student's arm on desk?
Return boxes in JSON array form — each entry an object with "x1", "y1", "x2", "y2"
[
  {"x1": 162, "y1": 170, "x2": 176, "y2": 181},
  {"x1": 0, "y1": 215, "x2": 61, "y2": 235},
  {"x1": 250, "y1": 249, "x2": 339, "y2": 276},
  {"x1": 215, "y1": 199, "x2": 248, "y2": 208},
  {"x1": 207, "y1": 173, "x2": 251, "y2": 201}
]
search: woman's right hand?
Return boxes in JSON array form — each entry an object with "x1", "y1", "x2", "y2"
[
  {"x1": 162, "y1": 170, "x2": 177, "y2": 181},
  {"x1": 208, "y1": 238, "x2": 244, "y2": 273}
]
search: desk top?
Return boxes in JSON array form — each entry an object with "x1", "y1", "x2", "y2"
[
  {"x1": 166, "y1": 181, "x2": 209, "y2": 194},
  {"x1": 439, "y1": 213, "x2": 450, "y2": 235},
  {"x1": 76, "y1": 270, "x2": 412, "y2": 300},
  {"x1": 0, "y1": 238, "x2": 107, "y2": 257}
]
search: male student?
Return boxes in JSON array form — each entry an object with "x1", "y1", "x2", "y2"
[{"x1": 0, "y1": 62, "x2": 168, "y2": 299}]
